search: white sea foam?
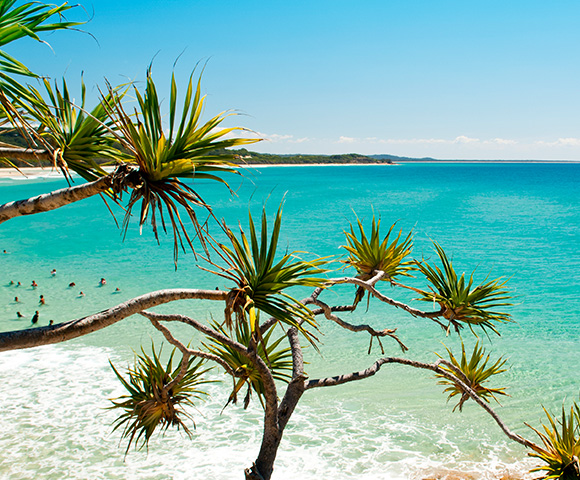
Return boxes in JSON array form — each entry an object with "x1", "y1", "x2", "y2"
[{"x1": 0, "y1": 345, "x2": 539, "y2": 479}]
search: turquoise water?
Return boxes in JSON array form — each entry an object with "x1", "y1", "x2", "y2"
[{"x1": 0, "y1": 163, "x2": 578, "y2": 479}]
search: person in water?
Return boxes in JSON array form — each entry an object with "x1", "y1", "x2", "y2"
[
  {"x1": 48, "y1": 320, "x2": 54, "y2": 326},
  {"x1": 16, "y1": 312, "x2": 23, "y2": 318},
  {"x1": 79, "y1": 291, "x2": 85, "y2": 297},
  {"x1": 50, "y1": 269, "x2": 56, "y2": 276},
  {"x1": 39, "y1": 295, "x2": 45, "y2": 305},
  {"x1": 31, "y1": 311, "x2": 39, "y2": 325},
  {"x1": 99, "y1": 278, "x2": 106, "y2": 286},
  {"x1": 68, "y1": 282, "x2": 75, "y2": 287},
  {"x1": 14, "y1": 296, "x2": 19, "y2": 303},
  {"x1": 31, "y1": 280, "x2": 38, "y2": 288}
]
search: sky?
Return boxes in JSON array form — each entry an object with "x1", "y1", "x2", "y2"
[{"x1": 6, "y1": 0, "x2": 580, "y2": 160}]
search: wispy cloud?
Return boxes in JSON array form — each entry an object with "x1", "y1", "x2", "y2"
[
  {"x1": 342, "y1": 135, "x2": 517, "y2": 146},
  {"x1": 534, "y1": 137, "x2": 580, "y2": 147}
]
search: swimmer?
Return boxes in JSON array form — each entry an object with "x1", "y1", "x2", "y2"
[
  {"x1": 39, "y1": 295, "x2": 45, "y2": 305},
  {"x1": 2, "y1": 250, "x2": 7, "y2": 254},
  {"x1": 48, "y1": 320, "x2": 54, "y2": 326},
  {"x1": 50, "y1": 269, "x2": 56, "y2": 276},
  {"x1": 99, "y1": 278, "x2": 106, "y2": 286},
  {"x1": 31, "y1": 311, "x2": 39, "y2": 325},
  {"x1": 115, "y1": 287, "x2": 120, "y2": 292},
  {"x1": 9, "y1": 280, "x2": 14, "y2": 286},
  {"x1": 16, "y1": 281, "x2": 21, "y2": 287},
  {"x1": 31, "y1": 280, "x2": 38, "y2": 288},
  {"x1": 14, "y1": 296, "x2": 19, "y2": 303},
  {"x1": 68, "y1": 282, "x2": 76, "y2": 287},
  {"x1": 16, "y1": 312, "x2": 23, "y2": 318},
  {"x1": 79, "y1": 291, "x2": 85, "y2": 297}
]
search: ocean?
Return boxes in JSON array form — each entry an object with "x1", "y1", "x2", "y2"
[{"x1": 0, "y1": 163, "x2": 578, "y2": 479}]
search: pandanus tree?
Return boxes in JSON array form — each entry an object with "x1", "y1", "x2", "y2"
[{"x1": 0, "y1": 2, "x2": 579, "y2": 480}]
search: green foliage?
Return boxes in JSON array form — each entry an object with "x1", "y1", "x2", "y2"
[
  {"x1": 207, "y1": 204, "x2": 329, "y2": 342},
  {"x1": 0, "y1": 1, "x2": 86, "y2": 169},
  {"x1": 204, "y1": 317, "x2": 292, "y2": 409},
  {"x1": 416, "y1": 242, "x2": 512, "y2": 335},
  {"x1": 11, "y1": 77, "x2": 126, "y2": 181},
  {"x1": 527, "y1": 403, "x2": 580, "y2": 480},
  {"x1": 436, "y1": 342, "x2": 508, "y2": 412},
  {"x1": 0, "y1": 1, "x2": 82, "y2": 81},
  {"x1": 109, "y1": 344, "x2": 213, "y2": 454},
  {"x1": 343, "y1": 215, "x2": 414, "y2": 280},
  {"x1": 216, "y1": 148, "x2": 388, "y2": 165},
  {"x1": 106, "y1": 67, "x2": 259, "y2": 264},
  {"x1": 342, "y1": 214, "x2": 414, "y2": 306}
]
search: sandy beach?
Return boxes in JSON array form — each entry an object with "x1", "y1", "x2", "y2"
[
  {"x1": 0, "y1": 167, "x2": 62, "y2": 179},
  {"x1": 0, "y1": 163, "x2": 398, "y2": 179}
]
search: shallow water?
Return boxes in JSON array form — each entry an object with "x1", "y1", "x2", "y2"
[{"x1": 0, "y1": 163, "x2": 578, "y2": 479}]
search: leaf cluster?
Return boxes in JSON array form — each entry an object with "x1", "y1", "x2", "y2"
[
  {"x1": 109, "y1": 344, "x2": 213, "y2": 454},
  {"x1": 436, "y1": 342, "x2": 508, "y2": 412},
  {"x1": 207, "y1": 205, "x2": 329, "y2": 342},
  {"x1": 527, "y1": 403, "x2": 580, "y2": 480},
  {"x1": 10, "y1": 77, "x2": 126, "y2": 181},
  {"x1": 105, "y1": 68, "x2": 259, "y2": 265},
  {"x1": 342, "y1": 214, "x2": 414, "y2": 306},
  {"x1": 342, "y1": 215, "x2": 414, "y2": 280},
  {"x1": 204, "y1": 317, "x2": 292, "y2": 409},
  {"x1": 0, "y1": 1, "x2": 82, "y2": 81},
  {"x1": 416, "y1": 243, "x2": 512, "y2": 334}
]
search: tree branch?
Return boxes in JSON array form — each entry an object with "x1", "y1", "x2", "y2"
[
  {"x1": 148, "y1": 310, "x2": 283, "y2": 480},
  {"x1": 140, "y1": 311, "x2": 279, "y2": 412},
  {"x1": 143, "y1": 313, "x2": 235, "y2": 383},
  {"x1": 311, "y1": 297, "x2": 408, "y2": 352},
  {"x1": 325, "y1": 273, "x2": 443, "y2": 319},
  {"x1": 0, "y1": 173, "x2": 112, "y2": 223},
  {"x1": 277, "y1": 326, "x2": 306, "y2": 431},
  {"x1": 0, "y1": 288, "x2": 227, "y2": 352},
  {"x1": 0, "y1": 147, "x2": 51, "y2": 162},
  {"x1": 305, "y1": 356, "x2": 539, "y2": 451}
]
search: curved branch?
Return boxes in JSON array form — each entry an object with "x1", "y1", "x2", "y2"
[
  {"x1": 312, "y1": 297, "x2": 408, "y2": 352},
  {"x1": 144, "y1": 313, "x2": 235, "y2": 382},
  {"x1": 305, "y1": 356, "x2": 539, "y2": 451},
  {"x1": 140, "y1": 311, "x2": 279, "y2": 410},
  {"x1": 325, "y1": 274, "x2": 443, "y2": 319},
  {"x1": 0, "y1": 173, "x2": 112, "y2": 223},
  {"x1": 0, "y1": 288, "x2": 227, "y2": 352}
]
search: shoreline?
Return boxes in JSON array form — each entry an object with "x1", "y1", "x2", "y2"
[
  {"x1": 1, "y1": 159, "x2": 579, "y2": 179},
  {"x1": 0, "y1": 164, "x2": 397, "y2": 179}
]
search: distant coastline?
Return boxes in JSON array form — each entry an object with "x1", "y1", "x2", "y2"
[
  {"x1": 2, "y1": 159, "x2": 579, "y2": 179},
  {"x1": 1, "y1": 145, "x2": 579, "y2": 180}
]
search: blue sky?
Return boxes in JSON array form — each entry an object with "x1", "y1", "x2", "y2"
[{"x1": 7, "y1": 0, "x2": 580, "y2": 159}]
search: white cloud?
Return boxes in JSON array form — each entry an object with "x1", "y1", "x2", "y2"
[
  {"x1": 338, "y1": 136, "x2": 356, "y2": 144},
  {"x1": 356, "y1": 136, "x2": 518, "y2": 147},
  {"x1": 488, "y1": 138, "x2": 518, "y2": 145},
  {"x1": 534, "y1": 137, "x2": 580, "y2": 147},
  {"x1": 454, "y1": 135, "x2": 480, "y2": 144},
  {"x1": 253, "y1": 131, "x2": 294, "y2": 142}
]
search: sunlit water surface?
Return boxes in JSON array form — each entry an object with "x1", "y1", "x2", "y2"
[{"x1": 0, "y1": 163, "x2": 578, "y2": 479}]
